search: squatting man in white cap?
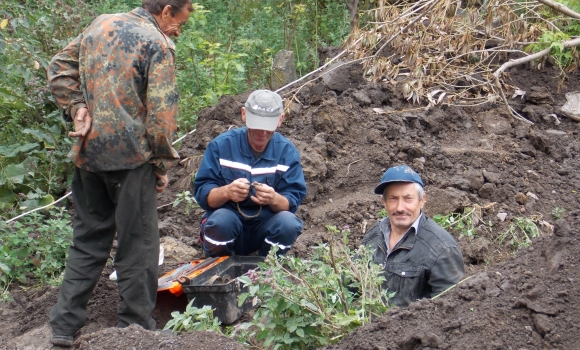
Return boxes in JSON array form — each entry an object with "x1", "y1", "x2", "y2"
[
  {"x1": 362, "y1": 165, "x2": 465, "y2": 307},
  {"x1": 194, "y1": 90, "x2": 307, "y2": 257}
]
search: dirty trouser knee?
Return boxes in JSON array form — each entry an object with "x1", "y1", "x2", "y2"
[
  {"x1": 201, "y1": 209, "x2": 243, "y2": 257},
  {"x1": 256, "y1": 211, "x2": 303, "y2": 256},
  {"x1": 49, "y1": 163, "x2": 158, "y2": 335}
]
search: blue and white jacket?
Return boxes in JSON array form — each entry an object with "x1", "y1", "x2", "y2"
[{"x1": 194, "y1": 127, "x2": 307, "y2": 220}]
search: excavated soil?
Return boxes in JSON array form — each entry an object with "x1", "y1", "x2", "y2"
[{"x1": 1, "y1": 62, "x2": 580, "y2": 349}]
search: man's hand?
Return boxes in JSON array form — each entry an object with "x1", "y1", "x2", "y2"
[
  {"x1": 250, "y1": 183, "x2": 277, "y2": 206},
  {"x1": 69, "y1": 107, "x2": 92, "y2": 137},
  {"x1": 155, "y1": 173, "x2": 168, "y2": 193},
  {"x1": 251, "y1": 182, "x2": 290, "y2": 212},
  {"x1": 226, "y1": 178, "x2": 252, "y2": 202}
]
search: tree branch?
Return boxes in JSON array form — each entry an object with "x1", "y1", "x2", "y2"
[
  {"x1": 536, "y1": 0, "x2": 580, "y2": 19},
  {"x1": 493, "y1": 37, "x2": 580, "y2": 78}
]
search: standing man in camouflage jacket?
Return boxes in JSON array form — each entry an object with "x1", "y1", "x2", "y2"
[{"x1": 47, "y1": 1, "x2": 192, "y2": 346}]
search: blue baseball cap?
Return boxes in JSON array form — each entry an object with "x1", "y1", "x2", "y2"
[{"x1": 374, "y1": 165, "x2": 424, "y2": 195}]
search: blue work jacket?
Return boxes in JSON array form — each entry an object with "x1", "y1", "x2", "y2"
[{"x1": 194, "y1": 127, "x2": 307, "y2": 220}]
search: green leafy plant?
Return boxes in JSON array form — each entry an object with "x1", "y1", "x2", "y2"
[
  {"x1": 497, "y1": 216, "x2": 542, "y2": 252},
  {"x1": 0, "y1": 0, "x2": 92, "y2": 218},
  {"x1": 525, "y1": 0, "x2": 580, "y2": 69},
  {"x1": 172, "y1": 190, "x2": 198, "y2": 215},
  {"x1": 0, "y1": 207, "x2": 72, "y2": 299},
  {"x1": 433, "y1": 206, "x2": 482, "y2": 237},
  {"x1": 164, "y1": 298, "x2": 222, "y2": 334},
  {"x1": 526, "y1": 31, "x2": 576, "y2": 69},
  {"x1": 173, "y1": 0, "x2": 350, "y2": 136},
  {"x1": 234, "y1": 225, "x2": 392, "y2": 349},
  {"x1": 1, "y1": 0, "x2": 350, "y2": 219},
  {"x1": 551, "y1": 207, "x2": 566, "y2": 220},
  {"x1": 376, "y1": 208, "x2": 388, "y2": 219}
]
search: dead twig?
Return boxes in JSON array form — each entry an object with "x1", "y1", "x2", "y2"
[
  {"x1": 432, "y1": 275, "x2": 474, "y2": 300},
  {"x1": 493, "y1": 37, "x2": 580, "y2": 78},
  {"x1": 345, "y1": 159, "x2": 361, "y2": 177},
  {"x1": 493, "y1": 77, "x2": 533, "y2": 124}
]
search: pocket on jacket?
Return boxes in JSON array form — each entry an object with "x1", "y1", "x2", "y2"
[
  {"x1": 221, "y1": 166, "x2": 247, "y2": 183},
  {"x1": 385, "y1": 262, "x2": 426, "y2": 301}
]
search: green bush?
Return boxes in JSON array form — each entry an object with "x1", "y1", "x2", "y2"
[
  {"x1": 526, "y1": 0, "x2": 580, "y2": 69},
  {"x1": 164, "y1": 298, "x2": 222, "y2": 334},
  {"x1": 0, "y1": 0, "x2": 96, "y2": 218},
  {"x1": 497, "y1": 216, "x2": 542, "y2": 252},
  {"x1": 173, "y1": 0, "x2": 349, "y2": 133},
  {"x1": 0, "y1": 207, "x2": 72, "y2": 299},
  {"x1": 1, "y1": 0, "x2": 350, "y2": 218},
  {"x1": 234, "y1": 226, "x2": 391, "y2": 349}
]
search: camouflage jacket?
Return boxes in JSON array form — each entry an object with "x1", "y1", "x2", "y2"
[{"x1": 48, "y1": 7, "x2": 180, "y2": 174}]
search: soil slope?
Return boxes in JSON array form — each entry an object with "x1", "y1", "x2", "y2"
[{"x1": 1, "y1": 63, "x2": 579, "y2": 349}]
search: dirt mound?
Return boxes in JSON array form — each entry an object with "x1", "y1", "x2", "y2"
[
  {"x1": 326, "y1": 212, "x2": 580, "y2": 350},
  {"x1": 74, "y1": 324, "x2": 244, "y2": 350},
  {"x1": 1, "y1": 63, "x2": 580, "y2": 349}
]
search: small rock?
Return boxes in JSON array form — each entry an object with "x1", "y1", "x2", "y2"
[
  {"x1": 527, "y1": 86, "x2": 554, "y2": 105},
  {"x1": 545, "y1": 129, "x2": 566, "y2": 136},
  {"x1": 497, "y1": 212, "x2": 508, "y2": 221},
  {"x1": 486, "y1": 286, "x2": 502, "y2": 297},
  {"x1": 532, "y1": 313, "x2": 553, "y2": 336},
  {"x1": 479, "y1": 182, "x2": 497, "y2": 199},
  {"x1": 514, "y1": 192, "x2": 527, "y2": 205},
  {"x1": 526, "y1": 192, "x2": 539, "y2": 200},
  {"x1": 527, "y1": 285, "x2": 547, "y2": 300},
  {"x1": 526, "y1": 170, "x2": 541, "y2": 179},
  {"x1": 161, "y1": 236, "x2": 198, "y2": 263}
]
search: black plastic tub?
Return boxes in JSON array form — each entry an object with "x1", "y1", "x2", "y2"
[{"x1": 178, "y1": 256, "x2": 265, "y2": 324}]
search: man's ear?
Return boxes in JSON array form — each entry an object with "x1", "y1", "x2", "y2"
[
  {"x1": 161, "y1": 5, "x2": 172, "y2": 18},
  {"x1": 277, "y1": 113, "x2": 285, "y2": 128},
  {"x1": 420, "y1": 193, "x2": 427, "y2": 209},
  {"x1": 241, "y1": 107, "x2": 246, "y2": 123}
]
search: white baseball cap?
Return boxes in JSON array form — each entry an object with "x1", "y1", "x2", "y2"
[{"x1": 244, "y1": 90, "x2": 284, "y2": 131}]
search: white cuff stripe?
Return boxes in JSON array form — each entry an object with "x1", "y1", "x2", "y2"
[
  {"x1": 264, "y1": 238, "x2": 291, "y2": 250},
  {"x1": 204, "y1": 235, "x2": 235, "y2": 246}
]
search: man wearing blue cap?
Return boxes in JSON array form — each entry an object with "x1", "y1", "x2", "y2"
[
  {"x1": 194, "y1": 90, "x2": 306, "y2": 257},
  {"x1": 363, "y1": 165, "x2": 464, "y2": 307}
]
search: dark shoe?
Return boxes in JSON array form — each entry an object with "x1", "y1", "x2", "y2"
[{"x1": 51, "y1": 334, "x2": 74, "y2": 347}]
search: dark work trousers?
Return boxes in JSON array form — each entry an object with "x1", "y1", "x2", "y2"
[
  {"x1": 201, "y1": 208, "x2": 303, "y2": 257},
  {"x1": 49, "y1": 163, "x2": 159, "y2": 335}
]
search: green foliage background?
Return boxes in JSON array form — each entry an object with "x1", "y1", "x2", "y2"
[
  {"x1": 0, "y1": 0, "x2": 349, "y2": 299},
  {"x1": 0, "y1": 0, "x2": 349, "y2": 219}
]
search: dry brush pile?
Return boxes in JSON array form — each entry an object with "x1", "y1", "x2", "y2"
[{"x1": 333, "y1": 0, "x2": 580, "y2": 122}]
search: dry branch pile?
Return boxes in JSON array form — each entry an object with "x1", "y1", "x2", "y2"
[{"x1": 344, "y1": 0, "x2": 579, "y2": 112}]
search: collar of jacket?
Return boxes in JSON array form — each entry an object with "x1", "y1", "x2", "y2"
[
  {"x1": 131, "y1": 7, "x2": 176, "y2": 51},
  {"x1": 380, "y1": 213, "x2": 427, "y2": 253},
  {"x1": 239, "y1": 127, "x2": 278, "y2": 161}
]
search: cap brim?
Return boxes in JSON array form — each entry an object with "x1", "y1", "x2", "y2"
[
  {"x1": 374, "y1": 182, "x2": 389, "y2": 195},
  {"x1": 245, "y1": 110, "x2": 279, "y2": 131},
  {"x1": 374, "y1": 180, "x2": 421, "y2": 195}
]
